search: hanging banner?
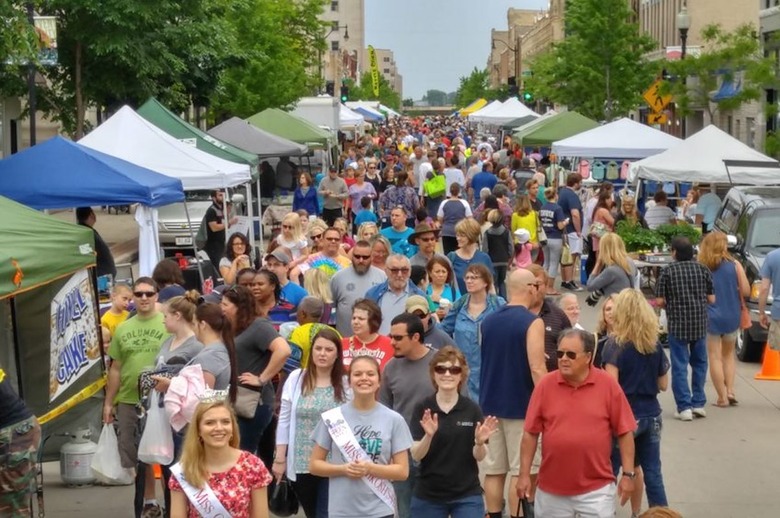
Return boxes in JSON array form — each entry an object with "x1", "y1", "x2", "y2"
[
  {"x1": 49, "y1": 269, "x2": 101, "y2": 402},
  {"x1": 368, "y1": 45, "x2": 380, "y2": 97}
]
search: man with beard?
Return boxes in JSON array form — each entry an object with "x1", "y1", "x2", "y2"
[{"x1": 330, "y1": 240, "x2": 387, "y2": 336}]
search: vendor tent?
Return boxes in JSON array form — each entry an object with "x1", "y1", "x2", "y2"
[
  {"x1": 81, "y1": 106, "x2": 252, "y2": 190},
  {"x1": 378, "y1": 104, "x2": 401, "y2": 118},
  {"x1": 0, "y1": 194, "x2": 103, "y2": 460},
  {"x1": 514, "y1": 112, "x2": 599, "y2": 147},
  {"x1": 628, "y1": 125, "x2": 780, "y2": 185},
  {"x1": 138, "y1": 98, "x2": 258, "y2": 171},
  {"x1": 459, "y1": 98, "x2": 488, "y2": 116},
  {"x1": 500, "y1": 114, "x2": 538, "y2": 131},
  {"x1": 345, "y1": 101, "x2": 385, "y2": 120},
  {"x1": 552, "y1": 117, "x2": 682, "y2": 159},
  {"x1": 247, "y1": 108, "x2": 332, "y2": 148},
  {"x1": 354, "y1": 106, "x2": 383, "y2": 122},
  {"x1": 471, "y1": 97, "x2": 539, "y2": 125},
  {"x1": 0, "y1": 135, "x2": 186, "y2": 276},
  {"x1": 208, "y1": 117, "x2": 309, "y2": 157},
  {"x1": 339, "y1": 104, "x2": 365, "y2": 128},
  {"x1": 467, "y1": 99, "x2": 504, "y2": 121}
]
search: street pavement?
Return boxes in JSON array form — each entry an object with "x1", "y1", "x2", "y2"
[{"x1": 39, "y1": 209, "x2": 780, "y2": 517}]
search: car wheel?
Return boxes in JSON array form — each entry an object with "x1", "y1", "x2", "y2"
[{"x1": 736, "y1": 329, "x2": 764, "y2": 363}]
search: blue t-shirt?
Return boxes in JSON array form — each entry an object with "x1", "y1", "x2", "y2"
[
  {"x1": 381, "y1": 226, "x2": 417, "y2": 257},
  {"x1": 540, "y1": 202, "x2": 565, "y2": 239},
  {"x1": 695, "y1": 192, "x2": 721, "y2": 226},
  {"x1": 557, "y1": 186, "x2": 582, "y2": 234},
  {"x1": 470, "y1": 172, "x2": 498, "y2": 201},
  {"x1": 280, "y1": 282, "x2": 307, "y2": 308},
  {"x1": 479, "y1": 305, "x2": 539, "y2": 419},
  {"x1": 602, "y1": 339, "x2": 669, "y2": 418},
  {"x1": 760, "y1": 248, "x2": 780, "y2": 320},
  {"x1": 354, "y1": 209, "x2": 378, "y2": 226}
]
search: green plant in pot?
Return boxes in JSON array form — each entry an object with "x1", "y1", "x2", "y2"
[
  {"x1": 614, "y1": 221, "x2": 666, "y2": 253},
  {"x1": 654, "y1": 223, "x2": 701, "y2": 246}
]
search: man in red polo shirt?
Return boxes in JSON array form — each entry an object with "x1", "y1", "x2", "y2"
[{"x1": 516, "y1": 329, "x2": 637, "y2": 517}]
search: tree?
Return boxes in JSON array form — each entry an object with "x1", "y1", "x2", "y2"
[
  {"x1": 344, "y1": 72, "x2": 401, "y2": 110},
  {"x1": 662, "y1": 24, "x2": 777, "y2": 122},
  {"x1": 209, "y1": 0, "x2": 326, "y2": 120},
  {"x1": 524, "y1": 0, "x2": 656, "y2": 120},
  {"x1": 454, "y1": 67, "x2": 491, "y2": 108},
  {"x1": 0, "y1": 3, "x2": 42, "y2": 102},
  {"x1": 402, "y1": 97, "x2": 414, "y2": 107},
  {"x1": 423, "y1": 89, "x2": 447, "y2": 106}
]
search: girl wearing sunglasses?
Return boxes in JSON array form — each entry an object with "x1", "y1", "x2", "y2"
[{"x1": 409, "y1": 346, "x2": 498, "y2": 518}]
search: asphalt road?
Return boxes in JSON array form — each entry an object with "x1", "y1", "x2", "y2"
[{"x1": 40, "y1": 210, "x2": 780, "y2": 517}]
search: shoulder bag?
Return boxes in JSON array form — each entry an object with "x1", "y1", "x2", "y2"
[
  {"x1": 423, "y1": 173, "x2": 446, "y2": 199},
  {"x1": 535, "y1": 212, "x2": 548, "y2": 247},
  {"x1": 560, "y1": 234, "x2": 574, "y2": 266}
]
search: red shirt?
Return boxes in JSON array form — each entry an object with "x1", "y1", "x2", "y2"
[
  {"x1": 524, "y1": 368, "x2": 636, "y2": 496},
  {"x1": 341, "y1": 335, "x2": 394, "y2": 372}
]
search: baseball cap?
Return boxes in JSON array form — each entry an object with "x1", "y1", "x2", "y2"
[
  {"x1": 514, "y1": 228, "x2": 531, "y2": 244},
  {"x1": 265, "y1": 249, "x2": 291, "y2": 265},
  {"x1": 405, "y1": 295, "x2": 430, "y2": 315}
]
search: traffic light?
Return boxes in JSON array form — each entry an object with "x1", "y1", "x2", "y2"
[
  {"x1": 508, "y1": 76, "x2": 519, "y2": 98},
  {"x1": 340, "y1": 85, "x2": 349, "y2": 102},
  {"x1": 523, "y1": 91, "x2": 534, "y2": 103},
  {"x1": 325, "y1": 81, "x2": 335, "y2": 97}
]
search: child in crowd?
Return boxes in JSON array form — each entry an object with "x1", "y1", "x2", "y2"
[
  {"x1": 99, "y1": 283, "x2": 132, "y2": 357},
  {"x1": 513, "y1": 228, "x2": 534, "y2": 269},
  {"x1": 415, "y1": 207, "x2": 437, "y2": 230},
  {"x1": 353, "y1": 196, "x2": 378, "y2": 228},
  {"x1": 410, "y1": 265, "x2": 429, "y2": 292}
]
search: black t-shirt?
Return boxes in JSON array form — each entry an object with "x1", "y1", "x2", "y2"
[
  {"x1": 538, "y1": 300, "x2": 572, "y2": 372},
  {"x1": 234, "y1": 317, "x2": 280, "y2": 406},
  {"x1": 410, "y1": 394, "x2": 484, "y2": 501},
  {"x1": 81, "y1": 224, "x2": 116, "y2": 278},
  {"x1": 203, "y1": 204, "x2": 225, "y2": 261},
  {"x1": 0, "y1": 370, "x2": 32, "y2": 428}
]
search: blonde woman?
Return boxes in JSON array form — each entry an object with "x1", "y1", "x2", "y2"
[
  {"x1": 615, "y1": 195, "x2": 647, "y2": 228},
  {"x1": 586, "y1": 233, "x2": 638, "y2": 306},
  {"x1": 356, "y1": 222, "x2": 379, "y2": 242},
  {"x1": 511, "y1": 194, "x2": 540, "y2": 262},
  {"x1": 169, "y1": 400, "x2": 271, "y2": 518},
  {"x1": 276, "y1": 212, "x2": 309, "y2": 262},
  {"x1": 307, "y1": 218, "x2": 329, "y2": 252},
  {"x1": 447, "y1": 218, "x2": 495, "y2": 295},
  {"x1": 369, "y1": 234, "x2": 392, "y2": 271},
  {"x1": 603, "y1": 289, "x2": 670, "y2": 514},
  {"x1": 698, "y1": 232, "x2": 749, "y2": 407}
]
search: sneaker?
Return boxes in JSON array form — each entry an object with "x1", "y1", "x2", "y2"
[
  {"x1": 568, "y1": 282, "x2": 584, "y2": 292},
  {"x1": 675, "y1": 409, "x2": 693, "y2": 421},
  {"x1": 692, "y1": 407, "x2": 707, "y2": 418},
  {"x1": 141, "y1": 504, "x2": 163, "y2": 518},
  {"x1": 561, "y1": 281, "x2": 575, "y2": 291}
]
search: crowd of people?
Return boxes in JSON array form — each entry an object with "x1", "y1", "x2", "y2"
[{"x1": 3, "y1": 117, "x2": 749, "y2": 518}]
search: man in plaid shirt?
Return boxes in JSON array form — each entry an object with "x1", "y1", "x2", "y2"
[{"x1": 656, "y1": 237, "x2": 714, "y2": 422}]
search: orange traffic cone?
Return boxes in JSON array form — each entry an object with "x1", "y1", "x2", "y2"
[
  {"x1": 755, "y1": 345, "x2": 780, "y2": 381},
  {"x1": 153, "y1": 464, "x2": 162, "y2": 479}
]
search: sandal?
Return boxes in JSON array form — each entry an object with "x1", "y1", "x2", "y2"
[
  {"x1": 728, "y1": 394, "x2": 739, "y2": 406},
  {"x1": 713, "y1": 401, "x2": 729, "y2": 408}
]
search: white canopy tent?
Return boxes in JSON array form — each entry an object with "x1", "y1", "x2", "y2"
[
  {"x1": 379, "y1": 104, "x2": 401, "y2": 118},
  {"x1": 471, "y1": 97, "x2": 539, "y2": 125},
  {"x1": 340, "y1": 104, "x2": 365, "y2": 128},
  {"x1": 466, "y1": 99, "x2": 504, "y2": 122},
  {"x1": 345, "y1": 101, "x2": 385, "y2": 120},
  {"x1": 552, "y1": 117, "x2": 682, "y2": 159},
  {"x1": 80, "y1": 106, "x2": 252, "y2": 275},
  {"x1": 628, "y1": 125, "x2": 780, "y2": 185}
]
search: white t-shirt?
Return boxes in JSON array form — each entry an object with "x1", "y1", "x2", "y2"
[
  {"x1": 443, "y1": 167, "x2": 466, "y2": 194},
  {"x1": 276, "y1": 235, "x2": 308, "y2": 260}
]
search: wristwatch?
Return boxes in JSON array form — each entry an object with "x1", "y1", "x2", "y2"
[{"x1": 622, "y1": 471, "x2": 637, "y2": 479}]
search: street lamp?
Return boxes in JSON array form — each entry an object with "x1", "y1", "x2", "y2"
[
  {"x1": 676, "y1": 3, "x2": 691, "y2": 138},
  {"x1": 492, "y1": 38, "x2": 520, "y2": 97},
  {"x1": 319, "y1": 24, "x2": 349, "y2": 94}
]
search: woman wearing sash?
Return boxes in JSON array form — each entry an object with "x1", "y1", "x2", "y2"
[
  {"x1": 169, "y1": 399, "x2": 272, "y2": 518},
  {"x1": 310, "y1": 356, "x2": 413, "y2": 518},
  {"x1": 274, "y1": 327, "x2": 351, "y2": 517}
]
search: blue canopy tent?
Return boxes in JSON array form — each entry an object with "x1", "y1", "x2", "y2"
[
  {"x1": 354, "y1": 106, "x2": 384, "y2": 123},
  {"x1": 0, "y1": 136, "x2": 186, "y2": 275}
]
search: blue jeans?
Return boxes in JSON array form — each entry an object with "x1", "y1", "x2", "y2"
[
  {"x1": 237, "y1": 403, "x2": 273, "y2": 455},
  {"x1": 410, "y1": 493, "x2": 484, "y2": 518},
  {"x1": 668, "y1": 334, "x2": 708, "y2": 411},
  {"x1": 392, "y1": 458, "x2": 418, "y2": 518},
  {"x1": 612, "y1": 415, "x2": 668, "y2": 508}
]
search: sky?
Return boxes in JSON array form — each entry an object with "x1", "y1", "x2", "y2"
[{"x1": 365, "y1": 0, "x2": 548, "y2": 100}]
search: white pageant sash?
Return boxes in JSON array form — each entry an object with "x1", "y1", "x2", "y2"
[
  {"x1": 322, "y1": 406, "x2": 397, "y2": 514},
  {"x1": 170, "y1": 463, "x2": 231, "y2": 518}
]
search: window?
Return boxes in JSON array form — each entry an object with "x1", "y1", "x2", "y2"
[
  {"x1": 727, "y1": 115, "x2": 733, "y2": 136},
  {"x1": 331, "y1": 1, "x2": 339, "y2": 11},
  {"x1": 736, "y1": 119, "x2": 741, "y2": 141},
  {"x1": 383, "y1": 68, "x2": 390, "y2": 74},
  {"x1": 332, "y1": 21, "x2": 340, "y2": 31},
  {"x1": 383, "y1": 57, "x2": 390, "y2": 62},
  {"x1": 331, "y1": 40, "x2": 340, "y2": 51}
]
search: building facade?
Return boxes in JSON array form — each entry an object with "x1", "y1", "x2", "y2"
[
  {"x1": 760, "y1": 0, "x2": 780, "y2": 147},
  {"x1": 362, "y1": 48, "x2": 403, "y2": 97},
  {"x1": 319, "y1": 0, "x2": 365, "y2": 91}
]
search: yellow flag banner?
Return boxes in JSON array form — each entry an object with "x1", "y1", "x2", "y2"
[{"x1": 368, "y1": 45, "x2": 380, "y2": 97}]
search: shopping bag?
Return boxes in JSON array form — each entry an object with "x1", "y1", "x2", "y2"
[
  {"x1": 91, "y1": 424, "x2": 134, "y2": 486},
  {"x1": 268, "y1": 477, "x2": 300, "y2": 517},
  {"x1": 138, "y1": 390, "x2": 174, "y2": 465}
]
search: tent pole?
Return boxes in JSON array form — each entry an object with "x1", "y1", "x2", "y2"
[
  {"x1": 256, "y1": 175, "x2": 264, "y2": 252},
  {"x1": 183, "y1": 200, "x2": 205, "y2": 290},
  {"x1": 9, "y1": 298, "x2": 24, "y2": 397},
  {"x1": 246, "y1": 181, "x2": 256, "y2": 255}
]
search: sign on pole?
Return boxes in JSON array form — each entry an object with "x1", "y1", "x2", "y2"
[
  {"x1": 368, "y1": 45, "x2": 380, "y2": 97},
  {"x1": 643, "y1": 79, "x2": 672, "y2": 112},
  {"x1": 647, "y1": 112, "x2": 668, "y2": 125}
]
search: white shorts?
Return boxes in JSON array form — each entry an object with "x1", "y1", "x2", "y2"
[
  {"x1": 567, "y1": 232, "x2": 583, "y2": 255},
  {"x1": 480, "y1": 418, "x2": 541, "y2": 476},
  {"x1": 535, "y1": 483, "x2": 616, "y2": 518}
]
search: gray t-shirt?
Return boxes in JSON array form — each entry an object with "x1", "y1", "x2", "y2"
[
  {"x1": 330, "y1": 266, "x2": 387, "y2": 336},
  {"x1": 318, "y1": 176, "x2": 349, "y2": 210},
  {"x1": 235, "y1": 318, "x2": 280, "y2": 406},
  {"x1": 586, "y1": 261, "x2": 639, "y2": 297},
  {"x1": 191, "y1": 343, "x2": 231, "y2": 391},
  {"x1": 410, "y1": 252, "x2": 451, "y2": 269},
  {"x1": 424, "y1": 322, "x2": 456, "y2": 351},
  {"x1": 379, "y1": 348, "x2": 446, "y2": 425},
  {"x1": 155, "y1": 335, "x2": 203, "y2": 368},
  {"x1": 312, "y1": 402, "x2": 413, "y2": 518}
]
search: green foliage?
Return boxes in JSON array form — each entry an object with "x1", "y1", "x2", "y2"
[
  {"x1": 765, "y1": 131, "x2": 780, "y2": 160},
  {"x1": 343, "y1": 72, "x2": 401, "y2": 110},
  {"x1": 454, "y1": 67, "x2": 505, "y2": 108},
  {"x1": 402, "y1": 98, "x2": 414, "y2": 107},
  {"x1": 655, "y1": 223, "x2": 701, "y2": 246},
  {"x1": 661, "y1": 24, "x2": 778, "y2": 120},
  {"x1": 615, "y1": 221, "x2": 666, "y2": 252},
  {"x1": 423, "y1": 89, "x2": 448, "y2": 106},
  {"x1": 524, "y1": 0, "x2": 656, "y2": 121},
  {"x1": 0, "y1": 3, "x2": 42, "y2": 102}
]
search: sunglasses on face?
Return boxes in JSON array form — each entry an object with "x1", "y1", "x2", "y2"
[
  {"x1": 434, "y1": 365, "x2": 463, "y2": 375},
  {"x1": 388, "y1": 267, "x2": 410, "y2": 275},
  {"x1": 282, "y1": 224, "x2": 293, "y2": 229},
  {"x1": 134, "y1": 291, "x2": 156, "y2": 299},
  {"x1": 556, "y1": 350, "x2": 586, "y2": 360},
  {"x1": 325, "y1": 237, "x2": 341, "y2": 242},
  {"x1": 311, "y1": 234, "x2": 323, "y2": 240},
  {"x1": 418, "y1": 236, "x2": 436, "y2": 243},
  {"x1": 353, "y1": 253, "x2": 371, "y2": 260}
]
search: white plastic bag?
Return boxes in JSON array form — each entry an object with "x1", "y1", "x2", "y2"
[
  {"x1": 138, "y1": 390, "x2": 174, "y2": 465},
  {"x1": 91, "y1": 424, "x2": 133, "y2": 486}
]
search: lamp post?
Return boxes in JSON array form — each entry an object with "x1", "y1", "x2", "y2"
[
  {"x1": 26, "y1": 2, "x2": 36, "y2": 146},
  {"x1": 318, "y1": 24, "x2": 349, "y2": 94},
  {"x1": 492, "y1": 38, "x2": 519, "y2": 92},
  {"x1": 677, "y1": 3, "x2": 691, "y2": 138}
]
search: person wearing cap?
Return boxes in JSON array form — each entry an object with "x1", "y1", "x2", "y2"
[
  {"x1": 264, "y1": 249, "x2": 308, "y2": 309},
  {"x1": 330, "y1": 240, "x2": 388, "y2": 336},
  {"x1": 408, "y1": 223, "x2": 449, "y2": 269},
  {"x1": 513, "y1": 228, "x2": 534, "y2": 269},
  {"x1": 405, "y1": 295, "x2": 455, "y2": 351},
  {"x1": 511, "y1": 157, "x2": 536, "y2": 197},
  {"x1": 318, "y1": 167, "x2": 349, "y2": 227}
]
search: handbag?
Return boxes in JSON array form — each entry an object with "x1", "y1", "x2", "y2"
[
  {"x1": 740, "y1": 298, "x2": 751, "y2": 330},
  {"x1": 234, "y1": 385, "x2": 261, "y2": 419},
  {"x1": 535, "y1": 212, "x2": 548, "y2": 247},
  {"x1": 560, "y1": 235, "x2": 573, "y2": 266},
  {"x1": 423, "y1": 172, "x2": 446, "y2": 198},
  {"x1": 268, "y1": 477, "x2": 300, "y2": 517},
  {"x1": 516, "y1": 497, "x2": 535, "y2": 518},
  {"x1": 589, "y1": 221, "x2": 609, "y2": 238}
]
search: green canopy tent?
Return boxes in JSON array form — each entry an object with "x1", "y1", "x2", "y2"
[
  {"x1": 500, "y1": 114, "x2": 538, "y2": 131},
  {"x1": 513, "y1": 111, "x2": 599, "y2": 147},
  {"x1": 247, "y1": 108, "x2": 332, "y2": 149},
  {"x1": 0, "y1": 195, "x2": 104, "y2": 460}
]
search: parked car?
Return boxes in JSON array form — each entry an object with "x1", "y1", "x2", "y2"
[
  {"x1": 158, "y1": 190, "x2": 247, "y2": 252},
  {"x1": 714, "y1": 186, "x2": 780, "y2": 361}
]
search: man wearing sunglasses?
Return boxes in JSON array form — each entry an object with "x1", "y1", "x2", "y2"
[
  {"x1": 102, "y1": 277, "x2": 169, "y2": 517},
  {"x1": 366, "y1": 254, "x2": 426, "y2": 335},
  {"x1": 330, "y1": 240, "x2": 387, "y2": 336},
  {"x1": 517, "y1": 329, "x2": 637, "y2": 518},
  {"x1": 408, "y1": 223, "x2": 449, "y2": 269}
]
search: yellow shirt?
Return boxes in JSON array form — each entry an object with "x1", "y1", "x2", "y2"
[
  {"x1": 100, "y1": 310, "x2": 129, "y2": 337},
  {"x1": 289, "y1": 323, "x2": 339, "y2": 368},
  {"x1": 511, "y1": 211, "x2": 539, "y2": 243}
]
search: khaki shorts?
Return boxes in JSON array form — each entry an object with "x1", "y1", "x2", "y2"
[
  {"x1": 116, "y1": 403, "x2": 140, "y2": 469},
  {"x1": 768, "y1": 320, "x2": 780, "y2": 351},
  {"x1": 480, "y1": 418, "x2": 541, "y2": 476}
]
